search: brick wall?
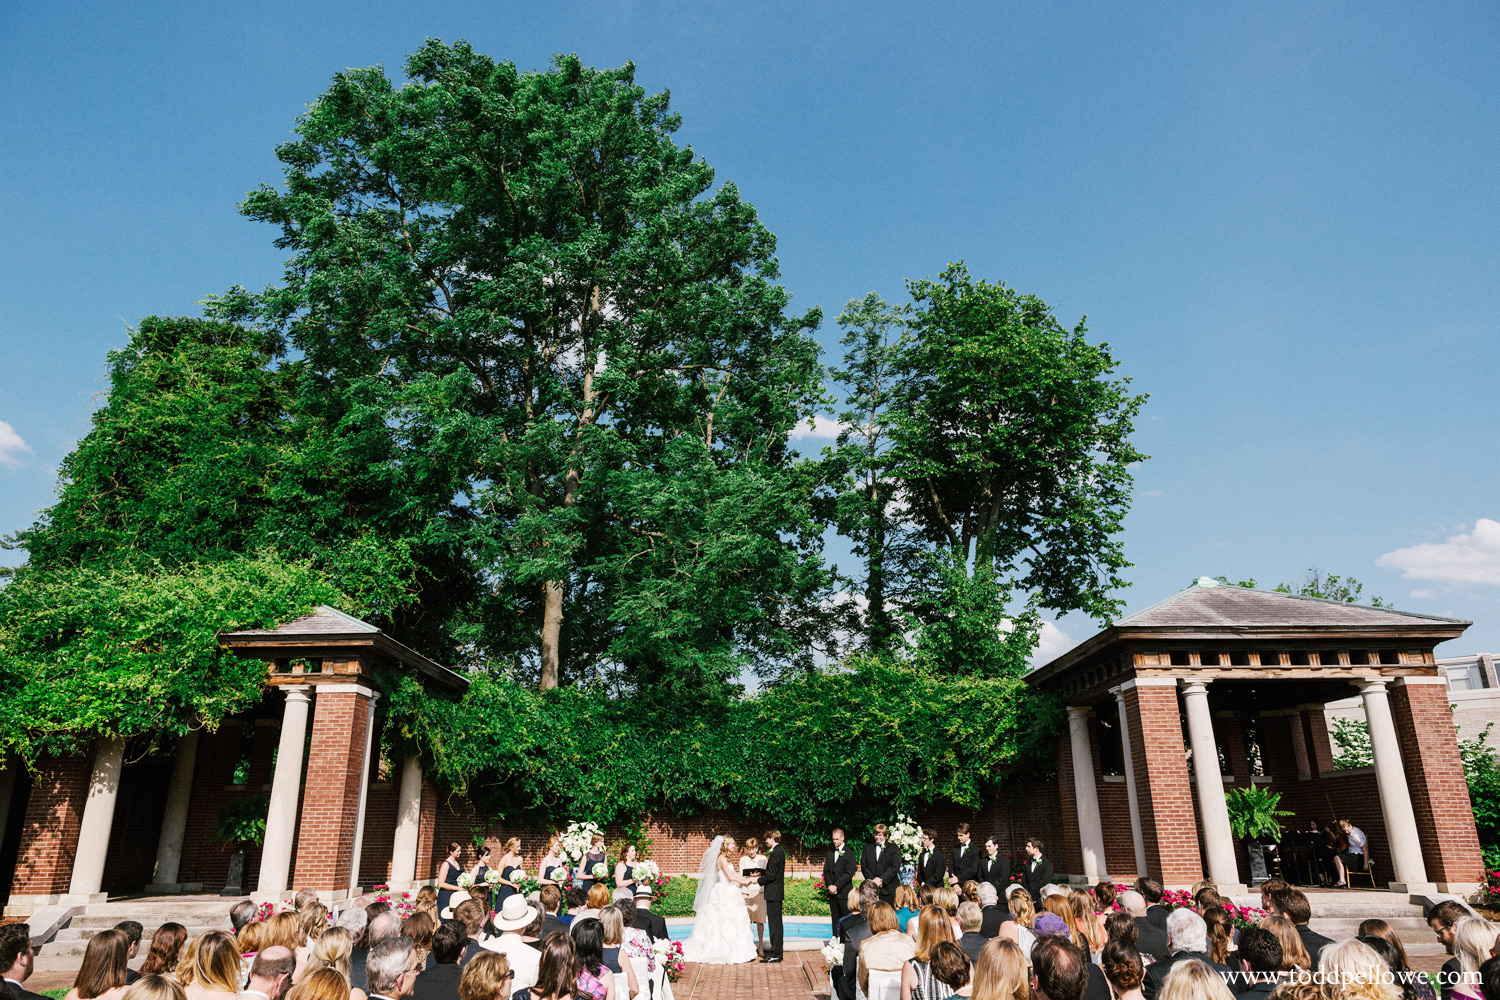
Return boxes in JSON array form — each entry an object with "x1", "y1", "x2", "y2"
[
  {"x1": 10, "y1": 753, "x2": 91, "y2": 895},
  {"x1": 292, "y1": 690, "x2": 372, "y2": 892},
  {"x1": 176, "y1": 719, "x2": 276, "y2": 889},
  {"x1": 1056, "y1": 727, "x2": 1084, "y2": 877},
  {"x1": 1390, "y1": 682, "x2": 1484, "y2": 884}
]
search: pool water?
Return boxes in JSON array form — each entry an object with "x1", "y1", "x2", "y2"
[{"x1": 666, "y1": 920, "x2": 832, "y2": 941}]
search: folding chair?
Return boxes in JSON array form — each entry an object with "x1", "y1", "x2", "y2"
[{"x1": 1348, "y1": 849, "x2": 1377, "y2": 889}]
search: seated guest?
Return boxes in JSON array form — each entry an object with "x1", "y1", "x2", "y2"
[
  {"x1": 561, "y1": 890, "x2": 588, "y2": 929},
  {"x1": 569, "y1": 919, "x2": 614, "y2": 1000},
  {"x1": 304, "y1": 928, "x2": 367, "y2": 1000},
  {"x1": 1232, "y1": 926, "x2": 1283, "y2": 1000},
  {"x1": 931, "y1": 940, "x2": 973, "y2": 999},
  {"x1": 454, "y1": 900, "x2": 491, "y2": 964},
  {"x1": 1268, "y1": 890, "x2": 1333, "y2": 967},
  {"x1": 1256, "y1": 881, "x2": 1288, "y2": 915},
  {"x1": 1202, "y1": 909, "x2": 1233, "y2": 966},
  {"x1": 402, "y1": 913, "x2": 434, "y2": 969},
  {"x1": 611, "y1": 900, "x2": 650, "y2": 955},
  {"x1": 860, "y1": 903, "x2": 916, "y2": 998},
  {"x1": 66, "y1": 931, "x2": 131, "y2": 1000},
  {"x1": 1, "y1": 922, "x2": 43, "y2": 1000},
  {"x1": 1094, "y1": 885, "x2": 1118, "y2": 939},
  {"x1": 1134, "y1": 879, "x2": 1168, "y2": 931},
  {"x1": 1156, "y1": 958, "x2": 1234, "y2": 1000},
  {"x1": 411, "y1": 922, "x2": 466, "y2": 1000},
  {"x1": 959, "y1": 903, "x2": 988, "y2": 964},
  {"x1": 180, "y1": 932, "x2": 242, "y2": 1000},
  {"x1": 972, "y1": 938, "x2": 1029, "y2": 1000},
  {"x1": 837, "y1": 884, "x2": 882, "y2": 1000},
  {"x1": 481, "y1": 896, "x2": 541, "y2": 994},
  {"x1": 1142, "y1": 910, "x2": 1231, "y2": 1000},
  {"x1": 516, "y1": 934, "x2": 583, "y2": 1000},
  {"x1": 1332, "y1": 819, "x2": 1369, "y2": 888},
  {"x1": 895, "y1": 885, "x2": 921, "y2": 933},
  {"x1": 295, "y1": 890, "x2": 320, "y2": 912},
  {"x1": 1257, "y1": 918, "x2": 1310, "y2": 975},
  {"x1": 1450, "y1": 919, "x2": 1496, "y2": 1000},
  {"x1": 1005, "y1": 885, "x2": 1038, "y2": 956},
  {"x1": 458, "y1": 952, "x2": 512, "y2": 1000},
  {"x1": 1359, "y1": 934, "x2": 1434, "y2": 1000},
  {"x1": 1320, "y1": 940, "x2": 1403, "y2": 1000},
  {"x1": 630, "y1": 888, "x2": 668, "y2": 943},
  {"x1": 365, "y1": 937, "x2": 417, "y2": 1000},
  {"x1": 283, "y1": 968, "x2": 342, "y2": 1000},
  {"x1": 230, "y1": 903, "x2": 259, "y2": 935},
  {"x1": 909, "y1": 906, "x2": 961, "y2": 998},
  {"x1": 840, "y1": 887, "x2": 866, "y2": 941},
  {"x1": 573, "y1": 885, "x2": 610, "y2": 924},
  {"x1": 1430, "y1": 900, "x2": 1469, "y2": 1000},
  {"x1": 1032, "y1": 936, "x2": 1090, "y2": 1000},
  {"x1": 240, "y1": 946, "x2": 295, "y2": 1000},
  {"x1": 1102, "y1": 940, "x2": 1145, "y2": 1000},
  {"x1": 122, "y1": 975, "x2": 184, "y2": 1000},
  {"x1": 977, "y1": 883, "x2": 1010, "y2": 940},
  {"x1": 537, "y1": 887, "x2": 568, "y2": 941},
  {"x1": 113, "y1": 923, "x2": 144, "y2": 986}
]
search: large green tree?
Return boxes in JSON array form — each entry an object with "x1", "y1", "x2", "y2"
[{"x1": 212, "y1": 41, "x2": 832, "y2": 692}]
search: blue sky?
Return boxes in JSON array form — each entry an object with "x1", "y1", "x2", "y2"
[{"x1": 2, "y1": 1, "x2": 1498, "y2": 659}]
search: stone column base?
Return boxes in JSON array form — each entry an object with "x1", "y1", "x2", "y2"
[
  {"x1": 1390, "y1": 881, "x2": 1439, "y2": 895},
  {"x1": 1436, "y1": 882, "x2": 1480, "y2": 896},
  {"x1": 144, "y1": 882, "x2": 204, "y2": 895},
  {"x1": 250, "y1": 890, "x2": 295, "y2": 905},
  {"x1": 3, "y1": 892, "x2": 106, "y2": 916}
]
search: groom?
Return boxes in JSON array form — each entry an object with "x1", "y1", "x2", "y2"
[{"x1": 757, "y1": 829, "x2": 785, "y2": 964}]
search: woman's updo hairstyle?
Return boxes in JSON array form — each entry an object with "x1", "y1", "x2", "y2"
[{"x1": 1101, "y1": 939, "x2": 1144, "y2": 993}]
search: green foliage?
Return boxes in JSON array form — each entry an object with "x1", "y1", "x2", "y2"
[
  {"x1": 215, "y1": 794, "x2": 270, "y2": 846},
  {"x1": 1330, "y1": 717, "x2": 1374, "y2": 770},
  {"x1": 1460, "y1": 723, "x2": 1500, "y2": 846},
  {"x1": 654, "y1": 873, "x2": 833, "y2": 917},
  {"x1": 1211, "y1": 571, "x2": 1387, "y2": 608},
  {"x1": 0, "y1": 554, "x2": 343, "y2": 760},
  {"x1": 1225, "y1": 786, "x2": 1293, "y2": 842}
]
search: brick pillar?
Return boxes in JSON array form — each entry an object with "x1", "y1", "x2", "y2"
[
  {"x1": 1302, "y1": 708, "x2": 1336, "y2": 777},
  {"x1": 9, "y1": 754, "x2": 91, "y2": 899},
  {"x1": 1389, "y1": 678, "x2": 1484, "y2": 889},
  {"x1": 416, "y1": 781, "x2": 438, "y2": 883},
  {"x1": 291, "y1": 685, "x2": 375, "y2": 898},
  {"x1": 1123, "y1": 680, "x2": 1203, "y2": 885},
  {"x1": 1056, "y1": 733, "x2": 1084, "y2": 879}
]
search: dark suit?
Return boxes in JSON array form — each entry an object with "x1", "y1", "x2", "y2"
[
  {"x1": 1143, "y1": 952, "x2": 1232, "y2": 1000},
  {"x1": 1441, "y1": 956, "x2": 1462, "y2": 1000},
  {"x1": 959, "y1": 932, "x2": 987, "y2": 964},
  {"x1": 979, "y1": 904, "x2": 1010, "y2": 939},
  {"x1": 823, "y1": 846, "x2": 859, "y2": 934},
  {"x1": 837, "y1": 915, "x2": 872, "y2": 1000},
  {"x1": 1086, "y1": 962, "x2": 1112, "y2": 1000},
  {"x1": 539, "y1": 914, "x2": 568, "y2": 940},
  {"x1": 4, "y1": 979, "x2": 47, "y2": 1000},
  {"x1": 1133, "y1": 916, "x2": 1170, "y2": 964},
  {"x1": 351, "y1": 948, "x2": 369, "y2": 992},
  {"x1": 758, "y1": 844, "x2": 786, "y2": 959},
  {"x1": 861, "y1": 842, "x2": 901, "y2": 904},
  {"x1": 1145, "y1": 903, "x2": 1169, "y2": 930},
  {"x1": 1296, "y1": 924, "x2": 1334, "y2": 966},
  {"x1": 978, "y1": 853, "x2": 1010, "y2": 894},
  {"x1": 411, "y1": 961, "x2": 462, "y2": 1000},
  {"x1": 1021, "y1": 855, "x2": 1054, "y2": 902},
  {"x1": 632, "y1": 909, "x2": 669, "y2": 943},
  {"x1": 950, "y1": 842, "x2": 981, "y2": 885},
  {"x1": 917, "y1": 847, "x2": 947, "y2": 888}
]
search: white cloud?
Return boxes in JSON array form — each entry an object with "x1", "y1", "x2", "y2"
[
  {"x1": 1377, "y1": 519, "x2": 1500, "y2": 586},
  {"x1": 1032, "y1": 620, "x2": 1079, "y2": 665},
  {"x1": 790, "y1": 414, "x2": 850, "y2": 440},
  {"x1": 1409, "y1": 589, "x2": 1438, "y2": 600},
  {"x1": 0, "y1": 421, "x2": 31, "y2": 468},
  {"x1": 1141, "y1": 489, "x2": 1166, "y2": 498}
]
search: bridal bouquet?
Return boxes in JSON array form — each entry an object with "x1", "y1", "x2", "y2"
[
  {"x1": 821, "y1": 939, "x2": 845, "y2": 966},
  {"x1": 889, "y1": 813, "x2": 924, "y2": 863},
  {"x1": 561, "y1": 821, "x2": 603, "y2": 863}
]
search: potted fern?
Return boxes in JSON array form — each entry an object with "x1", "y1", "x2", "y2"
[
  {"x1": 214, "y1": 794, "x2": 269, "y2": 896},
  {"x1": 1225, "y1": 785, "x2": 1292, "y2": 886}
]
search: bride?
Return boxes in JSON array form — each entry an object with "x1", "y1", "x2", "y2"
[{"x1": 681, "y1": 835, "x2": 758, "y2": 964}]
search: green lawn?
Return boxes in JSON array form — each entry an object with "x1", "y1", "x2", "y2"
[
  {"x1": 42, "y1": 989, "x2": 67, "y2": 999},
  {"x1": 655, "y1": 876, "x2": 836, "y2": 917}
]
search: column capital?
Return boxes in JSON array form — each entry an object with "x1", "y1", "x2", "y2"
[
  {"x1": 1179, "y1": 680, "x2": 1211, "y2": 696},
  {"x1": 281, "y1": 685, "x2": 313, "y2": 703},
  {"x1": 310, "y1": 682, "x2": 380, "y2": 701},
  {"x1": 1067, "y1": 705, "x2": 1093, "y2": 720},
  {"x1": 1357, "y1": 678, "x2": 1390, "y2": 694}
]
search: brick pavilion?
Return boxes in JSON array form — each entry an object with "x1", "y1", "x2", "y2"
[{"x1": 1026, "y1": 577, "x2": 1484, "y2": 894}]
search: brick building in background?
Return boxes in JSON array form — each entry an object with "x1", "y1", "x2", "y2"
[{"x1": 0, "y1": 581, "x2": 1486, "y2": 917}]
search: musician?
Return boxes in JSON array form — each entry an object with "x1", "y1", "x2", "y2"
[{"x1": 1332, "y1": 818, "x2": 1367, "y2": 887}]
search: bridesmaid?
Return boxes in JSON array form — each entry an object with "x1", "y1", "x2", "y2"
[
  {"x1": 539, "y1": 833, "x2": 568, "y2": 888},
  {"x1": 435, "y1": 841, "x2": 466, "y2": 916},
  {"x1": 613, "y1": 843, "x2": 639, "y2": 899},
  {"x1": 740, "y1": 836, "x2": 770, "y2": 956},
  {"x1": 578, "y1": 833, "x2": 607, "y2": 896},
  {"x1": 470, "y1": 844, "x2": 493, "y2": 910},
  {"x1": 493, "y1": 837, "x2": 523, "y2": 908}
]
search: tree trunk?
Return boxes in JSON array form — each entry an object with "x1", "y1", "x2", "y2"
[{"x1": 540, "y1": 579, "x2": 564, "y2": 689}]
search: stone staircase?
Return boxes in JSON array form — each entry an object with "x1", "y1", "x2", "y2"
[
  {"x1": 33, "y1": 897, "x2": 243, "y2": 971},
  {"x1": 1235, "y1": 891, "x2": 1446, "y2": 959}
]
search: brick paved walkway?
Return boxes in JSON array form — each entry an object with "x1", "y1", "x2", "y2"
[{"x1": 675, "y1": 952, "x2": 830, "y2": 999}]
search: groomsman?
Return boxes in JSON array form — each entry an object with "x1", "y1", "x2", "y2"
[
  {"x1": 916, "y1": 831, "x2": 947, "y2": 888},
  {"x1": 861, "y1": 823, "x2": 901, "y2": 904},
  {"x1": 977, "y1": 835, "x2": 1010, "y2": 894},
  {"x1": 1020, "y1": 837, "x2": 1054, "y2": 903},
  {"x1": 950, "y1": 823, "x2": 981, "y2": 885},
  {"x1": 822, "y1": 828, "x2": 858, "y2": 935}
]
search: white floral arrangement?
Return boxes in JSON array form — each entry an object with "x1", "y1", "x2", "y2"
[
  {"x1": 456, "y1": 872, "x2": 475, "y2": 889},
  {"x1": 889, "y1": 813, "x2": 924, "y2": 863},
  {"x1": 484, "y1": 869, "x2": 502, "y2": 885},
  {"x1": 821, "y1": 938, "x2": 845, "y2": 965},
  {"x1": 591, "y1": 862, "x2": 608, "y2": 879},
  {"x1": 634, "y1": 859, "x2": 661, "y2": 881},
  {"x1": 510, "y1": 869, "x2": 527, "y2": 881},
  {"x1": 561, "y1": 821, "x2": 604, "y2": 863}
]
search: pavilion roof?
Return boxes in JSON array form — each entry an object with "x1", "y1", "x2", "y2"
[{"x1": 1117, "y1": 579, "x2": 1470, "y2": 629}]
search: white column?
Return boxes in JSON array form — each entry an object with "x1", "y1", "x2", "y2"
[
  {"x1": 149, "y1": 730, "x2": 200, "y2": 889},
  {"x1": 69, "y1": 735, "x2": 127, "y2": 896},
  {"x1": 1181, "y1": 682, "x2": 1245, "y2": 891},
  {"x1": 1359, "y1": 679, "x2": 1432, "y2": 891},
  {"x1": 1067, "y1": 707, "x2": 1109, "y2": 880},
  {"x1": 1113, "y1": 689, "x2": 1149, "y2": 876},
  {"x1": 258, "y1": 686, "x2": 313, "y2": 898},
  {"x1": 347, "y1": 692, "x2": 381, "y2": 894},
  {"x1": 389, "y1": 755, "x2": 424, "y2": 887}
]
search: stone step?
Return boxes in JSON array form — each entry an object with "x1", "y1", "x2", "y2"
[
  {"x1": 68, "y1": 913, "x2": 231, "y2": 931},
  {"x1": 82, "y1": 899, "x2": 244, "y2": 918}
]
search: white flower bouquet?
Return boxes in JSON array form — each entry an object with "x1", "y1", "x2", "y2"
[
  {"x1": 456, "y1": 872, "x2": 475, "y2": 889},
  {"x1": 484, "y1": 868, "x2": 502, "y2": 885},
  {"x1": 821, "y1": 939, "x2": 845, "y2": 965},
  {"x1": 561, "y1": 821, "x2": 604, "y2": 863},
  {"x1": 591, "y1": 863, "x2": 608, "y2": 879},
  {"x1": 634, "y1": 860, "x2": 661, "y2": 881},
  {"x1": 889, "y1": 813, "x2": 925, "y2": 863}
]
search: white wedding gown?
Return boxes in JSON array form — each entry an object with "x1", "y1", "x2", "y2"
[{"x1": 682, "y1": 861, "x2": 758, "y2": 964}]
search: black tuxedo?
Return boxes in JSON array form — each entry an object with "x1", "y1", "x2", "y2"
[
  {"x1": 823, "y1": 846, "x2": 858, "y2": 933},
  {"x1": 632, "y1": 908, "x2": 669, "y2": 942},
  {"x1": 1021, "y1": 854, "x2": 1054, "y2": 902},
  {"x1": 977, "y1": 853, "x2": 1010, "y2": 893},
  {"x1": 917, "y1": 847, "x2": 947, "y2": 888},
  {"x1": 860, "y1": 841, "x2": 901, "y2": 903},
  {"x1": 979, "y1": 904, "x2": 1010, "y2": 939},
  {"x1": 4, "y1": 980, "x2": 47, "y2": 1000},
  {"x1": 758, "y1": 844, "x2": 786, "y2": 959},
  {"x1": 950, "y1": 841, "x2": 981, "y2": 885},
  {"x1": 837, "y1": 915, "x2": 872, "y2": 1000},
  {"x1": 410, "y1": 961, "x2": 462, "y2": 1000},
  {"x1": 1143, "y1": 953, "x2": 1232, "y2": 1000}
]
